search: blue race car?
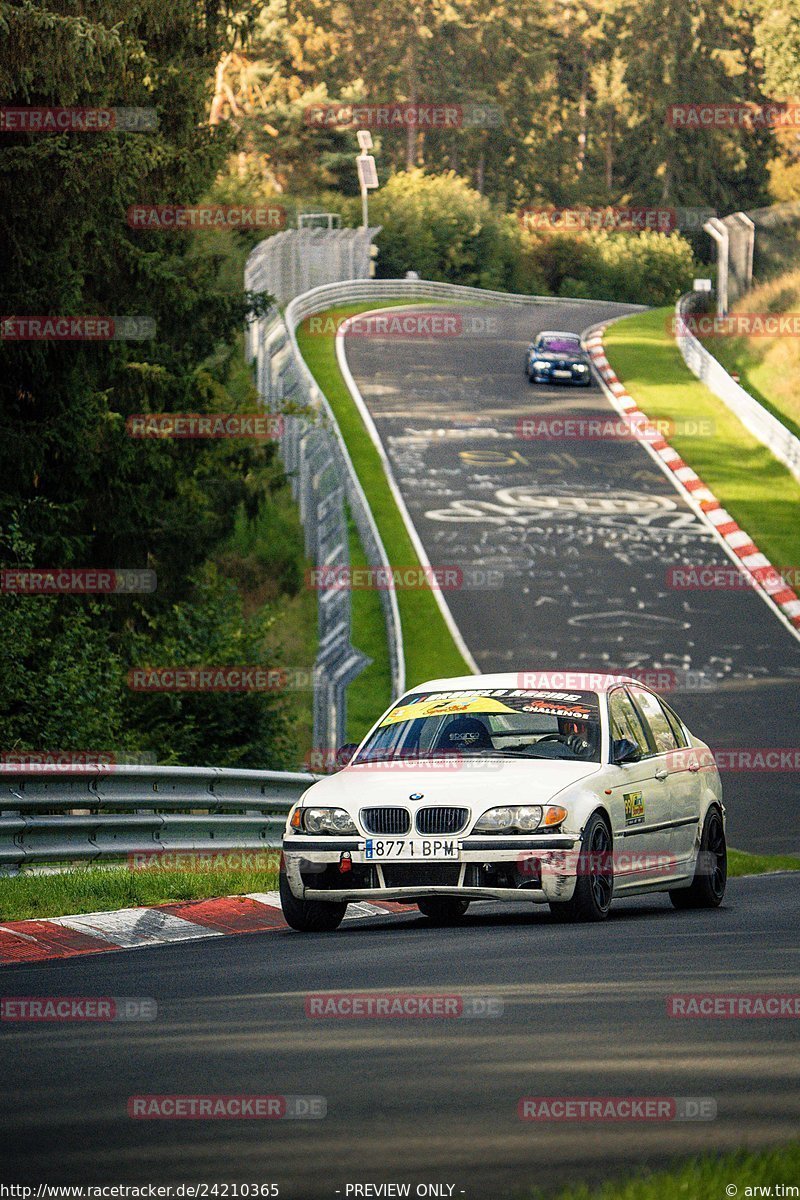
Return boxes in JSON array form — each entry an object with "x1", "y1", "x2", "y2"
[{"x1": 525, "y1": 330, "x2": 592, "y2": 386}]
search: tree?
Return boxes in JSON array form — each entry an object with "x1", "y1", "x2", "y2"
[{"x1": 0, "y1": 1, "x2": 290, "y2": 764}]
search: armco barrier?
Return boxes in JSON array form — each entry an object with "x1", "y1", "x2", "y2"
[
  {"x1": 675, "y1": 292, "x2": 800, "y2": 485},
  {"x1": 0, "y1": 764, "x2": 318, "y2": 871}
]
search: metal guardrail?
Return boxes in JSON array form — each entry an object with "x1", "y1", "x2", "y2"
[
  {"x1": 244, "y1": 289, "x2": 380, "y2": 751},
  {"x1": 1, "y1": 275, "x2": 644, "y2": 871},
  {"x1": 675, "y1": 292, "x2": 800, "y2": 485},
  {"x1": 283, "y1": 278, "x2": 642, "y2": 311},
  {"x1": 245, "y1": 270, "x2": 645, "y2": 747},
  {"x1": 283, "y1": 277, "x2": 645, "y2": 694},
  {"x1": 0, "y1": 765, "x2": 318, "y2": 871},
  {"x1": 282, "y1": 287, "x2": 406, "y2": 713}
]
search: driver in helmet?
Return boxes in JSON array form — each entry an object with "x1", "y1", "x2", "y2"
[{"x1": 560, "y1": 716, "x2": 595, "y2": 758}]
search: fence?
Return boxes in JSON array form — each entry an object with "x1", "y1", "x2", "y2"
[
  {"x1": 245, "y1": 227, "x2": 379, "y2": 306},
  {"x1": 674, "y1": 291, "x2": 800, "y2": 485},
  {"x1": 0, "y1": 764, "x2": 317, "y2": 871}
]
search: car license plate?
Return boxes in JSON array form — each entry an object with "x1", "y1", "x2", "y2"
[
  {"x1": 359, "y1": 838, "x2": 459, "y2": 861},
  {"x1": 553, "y1": 369, "x2": 572, "y2": 378}
]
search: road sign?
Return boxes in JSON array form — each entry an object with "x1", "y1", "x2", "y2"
[
  {"x1": 357, "y1": 130, "x2": 373, "y2": 150},
  {"x1": 357, "y1": 155, "x2": 379, "y2": 189}
]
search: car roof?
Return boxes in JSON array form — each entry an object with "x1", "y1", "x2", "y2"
[
  {"x1": 536, "y1": 330, "x2": 582, "y2": 341},
  {"x1": 402, "y1": 672, "x2": 641, "y2": 696}
]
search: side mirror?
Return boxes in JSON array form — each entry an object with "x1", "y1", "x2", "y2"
[
  {"x1": 612, "y1": 737, "x2": 641, "y2": 765},
  {"x1": 335, "y1": 743, "x2": 358, "y2": 768}
]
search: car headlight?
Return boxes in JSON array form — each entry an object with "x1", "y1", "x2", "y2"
[
  {"x1": 299, "y1": 807, "x2": 358, "y2": 835},
  {"x1": 532, "y1": 360, "x2": 549, "y2": 370},
  {"x1": 472, "y1": 804, "x2": 569, "y2": 833},
  {"x1": 473, "y1": 805, "x2": 543, "y2": 833},
  {"x1": 573, "y1": 363, "x2": 588, "y2": 371}
]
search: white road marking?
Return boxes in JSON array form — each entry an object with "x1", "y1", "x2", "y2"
[
  {"x1": 245, "y1": 891, "x2": 283, "y2": 909},
  {"x1": 51, "y1": 908, "x2": 222, "y2": 947},
  {"x1": 247, "y1": 892, "x2": 397, "y2": 921}
]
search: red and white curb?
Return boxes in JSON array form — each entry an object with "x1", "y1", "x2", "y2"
[
  {"x1": 584, "y1": 326, "x2": 800, "y2": 638},
  {"x1": 0, "y1": 894, "x2": 412, "y2": 966}
]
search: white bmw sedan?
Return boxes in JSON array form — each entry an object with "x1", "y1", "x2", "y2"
[{"x1": 280, "y1": 673, "x2": 726, "y2": 931}]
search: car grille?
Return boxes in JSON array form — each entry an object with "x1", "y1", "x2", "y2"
[
  {"x1": 415, "y1": 806, "x2": 469, "y2": 835},
  {"x1": 361, "y1": 807, "x2": 411, "y2": 835},
  {"x1": 380, "y1": 864, "x2": 461, "y2": 888}
]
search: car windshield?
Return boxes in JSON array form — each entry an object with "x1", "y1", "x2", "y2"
[
  {"x1": 539, "y1": 336, "x2": 581, "y2": 354},
  {"x1": 356, "y1": 688, "x2": 602, "y2": 763}
]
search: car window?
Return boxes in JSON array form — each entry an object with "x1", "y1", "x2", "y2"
[
  {"x1": 357, "y1": 688, "x2": 602, "y2": 763},
  {"x1": 630, "y1": 687, "x2": 680, "y2": 753},
  {"x1": 660, "y1": 700, "x2": 688, "y2": 748},
  {"x1": 608, "y1": 689, "x2": 650, "y2": 757}
]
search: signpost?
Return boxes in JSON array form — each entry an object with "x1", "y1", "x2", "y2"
[{"x1": 356, "y1": 129, "x2": 379, "y2": 229}]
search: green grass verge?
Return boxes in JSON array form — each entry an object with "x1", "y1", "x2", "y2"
[
  {"x1": 603, "y1": 308, "x2": 800, "y2": 572},
  {"x1": 346, "y1": 505, "x2": 393, "y2": 742},
  {"x1": 0, "y1": 863, "x2": 280, "y2": 922},
  {"x1": 536, "y1": 1144, "x2": 800, "y2": 1200},
  {"x1": 697, "y1": 267, "x2": 800, "y2": 441},
  {"x1": 0, "y1": 845, "x2": 795, "y2": 922},
  {"x1": 708, "y1": 332, "x2": 800, "y2": 444},
  {"x1": 295, "y1": 301, "x2": 473, "y2": 710},
  {"x1": 728, "y1": 848, "x2": 800, "y2": 877}
]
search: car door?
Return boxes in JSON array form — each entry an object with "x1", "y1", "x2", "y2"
[
  {"x1": 606, "y1": 686, "x2": 673, "y2": 889},
  {"x1": 650, "y1": 694, "x2": 702, "y2": 865},
  {"x1": 628, "y1": 686, "x2": 699, "y2": 869}
]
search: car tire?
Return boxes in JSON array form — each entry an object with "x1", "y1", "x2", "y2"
[
  {"x1": 416, "y1": 898, "x2": 470, "y2": 925},
  {"x1": 279, "y1": 868, "x2": 347, "y2": 932},
  {"x1": 548, "y1": 811, "x2": 613, "y2": 923},
  {"x1": 669, "y1": 806, "x2": 727, "y2": 909}
]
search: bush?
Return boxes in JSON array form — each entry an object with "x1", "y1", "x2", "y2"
[
  {"x1": 553, "y1": 230, "x2": 696, "y2": 306},
  {"x1": 372, "y1": 169, "x2": 523, "y2": 289},
  {"x1": 370, "y1": 170, "x2": 696, "y2": 306}
]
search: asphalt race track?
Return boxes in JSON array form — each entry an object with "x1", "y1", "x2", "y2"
[
  {"x1": 2, "y1": 301, "x2": 798, "y2": 1199},
  {"x1": 1, "y1": 877, "x2": 798, "y2": 1196},
  {"x1": 343, "y1": 301, "x2": 800, "y2": 853}
]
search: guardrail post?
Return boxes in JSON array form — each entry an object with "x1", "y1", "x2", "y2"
[{"x1": 704, "y1": 218, "x2": 729, "y2": 317}]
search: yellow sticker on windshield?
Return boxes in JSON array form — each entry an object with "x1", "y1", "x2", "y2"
[
  {"x1": 381, "y1": 695, "x2": 516, "y2": 726},
  {"x1": 379, "y1": 688, "x2": 601, "y2": 727}
]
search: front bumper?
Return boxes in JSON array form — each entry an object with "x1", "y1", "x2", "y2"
[
  {"x1": 530, "y1": 367, "x2": 591, "y2": 385},
  {"x1": 282, "y1": 834, "x2": 583, "y2": 904}
]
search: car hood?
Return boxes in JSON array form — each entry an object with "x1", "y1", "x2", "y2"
[{"x1": 299, "y1": 756, "x2": 601, "y2": 815}]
